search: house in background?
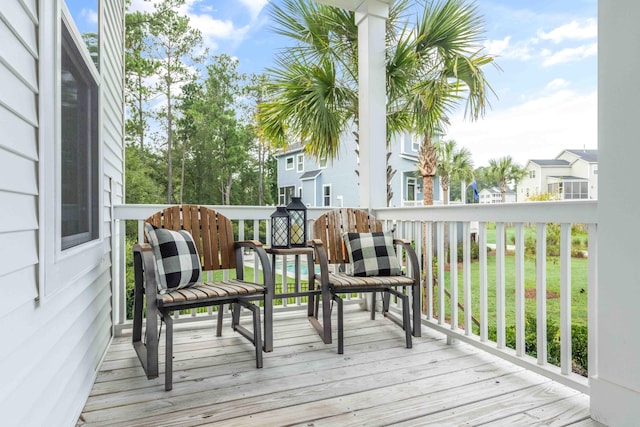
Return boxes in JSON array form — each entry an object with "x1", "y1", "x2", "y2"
[
  {"x1": 0, "y1": 1, "x2": 125, "y2": 425},
  {"x1": 478, "y1": 186, "x2": 516, "y2": 204},
  {"x1": 275, "y1": 130, "x2": 440, "y2": 207},
  {"x1": 517, "y1": 149, "x2": 598, "y2": 202}
]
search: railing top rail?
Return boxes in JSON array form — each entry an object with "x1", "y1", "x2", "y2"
[
  {"x1": 114, "y1": 204, "x2": 333, "y2": 221},
  {"x1": 375, "y1": 200, "x2": 597, "y2": 224}
]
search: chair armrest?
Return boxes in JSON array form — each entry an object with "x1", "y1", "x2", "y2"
[
  {"x1": 235, "y1": 240, "x2": 263, "y2": 249},
  {"x1": 308, "y1": 239, "x2": 331, "y2": 284},
  {"x1": 393, "y1": 239, "x2": 421, "y2": 282},
  {"x1": 133, "y1": 243, "x2": 159, "y2": 296},
  {"x1": 234, "y1": 241, "x2": 274, "y2": 295}
]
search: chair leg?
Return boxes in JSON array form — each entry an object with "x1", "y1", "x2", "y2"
[
  {"x1": 164, "y1": 314, "x2": 174, "y2": 391},
  {"x1": 333, "y1": 294, "x2": 344, "y2": 354},
  {"x1": 250, "y1": 304, "x2": 263, "y2": 368},
  {"x1": 232, "y1": 303, "x2": 240, "y2": 330},
  {"x1": 371, "y1": 291, "x2": 377, "y2": 320},
  {"x1": 412, "y1": 285, "x2": 422, "y2": 337},
  {"x1": 401, "y1": 293, "x2": 412, "y2": 349},
  {"x1": 216, "y1": 304, "x2": 225, "y2": 337}
]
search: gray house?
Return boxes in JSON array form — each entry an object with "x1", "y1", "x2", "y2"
[{"x1": 275, "y1": 129, "x2": 439, "y2": 207}]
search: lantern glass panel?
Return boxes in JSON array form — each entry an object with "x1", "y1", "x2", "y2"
[
  {"x1": 286, "y1": 197, "x2": 307, "y2": 247},
  {"x1": 270, "y1": 207, "x2": 290, "y2": 248}
]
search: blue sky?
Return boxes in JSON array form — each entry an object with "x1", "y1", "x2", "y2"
[{"x1": 67, "y1": 0, "x2": 597, "y2": 167}]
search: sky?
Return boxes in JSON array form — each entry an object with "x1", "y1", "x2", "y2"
[{"x1": 66, "y1": 0, "x2": 597, "y2": 168}]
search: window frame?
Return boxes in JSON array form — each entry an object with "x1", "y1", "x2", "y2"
[
  {"x1": 285, "y1": 156, "x2": 294, "y2": 171},
  {"x1": 323, "y1": 184, "x2": 332, "y2": 207},
  {"x1": 39, "y1": 3, "x2": 103, "y2": 299},
  {"x1": 296, "y1": 154, "x2": 304, "y2": 173},
  {"x1": 60, "y1": 18, "x2": 100, "y2": 250}
]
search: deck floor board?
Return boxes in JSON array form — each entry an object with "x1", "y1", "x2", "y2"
[{"x1": 78, "y1": 306, "x2": 598, "y2": 426}]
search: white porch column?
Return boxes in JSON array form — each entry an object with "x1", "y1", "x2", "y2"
[
  {"x1": 592, "y1": 0, "x2": 640, "y2": 425},
  {"x1": 355, "y1": 1, "x2": 388, "y2": 209}
]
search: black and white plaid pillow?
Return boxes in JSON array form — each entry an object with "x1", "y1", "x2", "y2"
[
  {"x1": 144, "y1": 223, "x2": 202, "y2": 293},
  {"x1": 343, "y1": 231, "x2": 402, "y2": 277}
]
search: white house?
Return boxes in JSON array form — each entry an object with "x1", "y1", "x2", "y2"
[
  {"x1": 0, "y1": 1, "x2": 125, "y2": 425},
  {"x1": 478, "y1": 186, "x2": 516, "y2": 204},
  {"x1": 518, "y1": 149, "x2": 598, "y2": 202}
]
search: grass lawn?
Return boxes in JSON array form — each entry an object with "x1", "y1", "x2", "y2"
[
  {"x1": 435, "y1": 254, "x2": 589, "y2": 332},
  {"x1": 483, "y1": 223, "x2": 589, "y2": 250}
]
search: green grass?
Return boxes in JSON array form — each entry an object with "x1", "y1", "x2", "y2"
[
  {"x1": 434, "y1": 254, "x2": 589, "y2": 332},
  {"x1": 483, "y1": 223, "x2": 588, "y2": 250}
]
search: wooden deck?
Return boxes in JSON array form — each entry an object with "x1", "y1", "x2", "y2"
[{"x1": 78, "y1": 306, "x2": 600, "y2": 426}]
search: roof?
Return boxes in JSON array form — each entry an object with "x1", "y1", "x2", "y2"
[
  {"x1": 529, "y1": 159, "x2": 570, "y2": 166},
  {"x1": 300, "y1": 170, "x2": 322, "y2": 180},
  {"x1": 564, "y1": 149, "x2": 598, "y2": 162},
  {"x1": 548, "y1": 175, "x2": 588, "y2": 181},
  {"x1": 274, "y1": 143, "x2": 305, "y2": 157},
  {"x1": 480, "y1": 187, "x2": 515, "y2": 195}
]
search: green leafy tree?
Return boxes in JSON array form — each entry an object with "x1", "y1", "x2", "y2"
[
  {"x1": 487, "y1": 156, "x2": 526, "y2": 202},
  {"x1": 124, "y1": 10, "x2": 157, "y2": 151},
  {"x1": 436, "y1": 140, "x2": 474, "y2": 204},
  {"x1": 147, "y1": 0, "x2": 204, "y2": 203}
]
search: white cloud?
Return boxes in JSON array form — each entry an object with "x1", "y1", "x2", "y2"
[
  {"x1": 238, "y1": 0, "x2": 269, "y2": 21},
  {"x1": 484, "y1": 36, "x2": 511, "y2": 56},
  {"x1": 545, "y1": 78, "x2": 569, "y2": 90},
  {"x1": 538, "y1": 19, "x2": 597, "y2": 44},
  {"x1": 542, "y1": 43, "x2": 597, "y2": 67},
  {"x1": 444, "y1": 90, "x2": 597, "y2": 167},
  {"x1": 80, "y1": 8, "x2": 98, "y2": 24}
]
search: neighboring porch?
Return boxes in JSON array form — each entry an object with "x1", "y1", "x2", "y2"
[{"x1": 79, "y1": 305, "x2": 597, "y2": 426}]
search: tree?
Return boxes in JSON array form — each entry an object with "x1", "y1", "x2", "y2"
[
  {"x1": 436, "y1": 140, "x2": 474, "y2": 204},
  {"x1": 147, "y1": 0, "x2": 204, "y2": 203},
  {"x1": 410, "y1": 0, "x2": 496, "y2": 206},
  {"x1": 124, "y1": 10, "x2": 157, "y2": 151},
  {"x1": 258, "y1": 0, "x2": 415, "y2": 206},
  {"x1": 486, "y1": 156, "x2": 526, "y2": 202}
]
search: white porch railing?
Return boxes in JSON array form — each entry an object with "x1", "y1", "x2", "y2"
[
  {"x1": 374, "y1": 200, "x2": 596, "y2": 394},
  {"x1": 112, "y1": 201, "x2": 596, "y2": 394}
]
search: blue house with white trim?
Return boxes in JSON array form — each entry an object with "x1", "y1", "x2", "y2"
[{"x1": 276, "y1": 129, "x2": 440, "y2": 207}]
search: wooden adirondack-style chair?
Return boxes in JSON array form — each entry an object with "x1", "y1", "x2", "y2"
[
  {"x1": 132, "y1": 205, "x2": 273, "y2": 390},
  {"x1": 310, "y1": 208, "x2": 421, "y2": 353}
]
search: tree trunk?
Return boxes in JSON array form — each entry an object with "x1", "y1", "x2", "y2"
[
  {"x1": 166, "y1": 80, "x2": 173, "y2": 203},
  {"x1": 179, "y1": 142, "x2": 185, "y2": 204},
  {"x1": 138, "y1": 73, "x2": 145, "y2": 152},
  {"x1": 418, "y1": 133, "x2": 437, "y2": 206}
]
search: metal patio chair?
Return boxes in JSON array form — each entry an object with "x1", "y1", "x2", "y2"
[
  {"x1": 310, "y1": 208, "x2": 421, "y2": 354},
  {"x1": 132, "y1": 205, "x2": 273, "y2": 390}
]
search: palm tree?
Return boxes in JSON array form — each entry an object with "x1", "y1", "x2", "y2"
[
  {"x1": 257, "y1": 0, "x2": 417, "y2": 205},
  {"x1": 410, "y1": 0, "x2": 496, "y2": 206},
  {"x1": 486, "y1": 156, "x2": 526, "y2": 202},
  {"x1": 436, "y1": 140, "x2": 474, "y2": 204}
]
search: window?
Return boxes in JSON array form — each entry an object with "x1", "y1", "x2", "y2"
[
  {"x1": 411, "y1": 134, "x2": 420, "y2": 152},
  {"x1": 285, "y1": 156, "x2": 294, "y2": 170},
  {"x1": 318, "y1": 155, "x2": 328, "y2": 169},
  {"x1": 323, "y1": 185, "x2": 332, "y2": 207},
  {"x1": 278, "y1": 186, "x2": 295, "y2": 205},
  {"x1": 297, "y1": 154, "x2": 304, "y2": 172},
  {"x1": 61, "y1": 19, "x2": 99, "y2": 250},
  {"x1": 529, "y1": 170, "x2": 536, "y2": 179},
  {"x1": 407, "y1": 177, "x2": 417, "y2": 201}
]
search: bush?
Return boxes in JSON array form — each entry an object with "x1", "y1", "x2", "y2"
[
  {"x1": 487, "y1": 315, "x2": 588, "y2": 376},
  {"x1": 456, "y1": 241, "x2": 487, "y2": 262}
]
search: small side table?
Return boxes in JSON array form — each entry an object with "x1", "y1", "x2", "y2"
[{"x1": 265, "y1": 247, "x2": 317, "y2": 316}]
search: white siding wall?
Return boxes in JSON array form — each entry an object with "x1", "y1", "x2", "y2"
[{"x1": 0, "y1": 1, "x2": 124, "y2": 426}]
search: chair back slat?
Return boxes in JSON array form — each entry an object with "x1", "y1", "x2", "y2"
[
  {"x1": 313, "y1": 208, "x2": 382, "y2": 265},
  {"x1": 144, "y1": 205, "x2": 236, "y2": 272}
]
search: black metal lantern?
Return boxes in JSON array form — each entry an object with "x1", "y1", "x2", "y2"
[
  {"x1": 270, "y1": 206, "x2": 291, "y2": 248},
  {"x1": 287, "y1": 196, "x2": 307, "y2": 247}
]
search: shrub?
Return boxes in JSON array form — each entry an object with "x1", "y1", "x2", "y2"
[{"x1": 487, "y1": 315, "x2": 588, "y2": 376}]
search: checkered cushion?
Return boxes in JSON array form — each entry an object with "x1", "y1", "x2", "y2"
[
  {"x1": 144, "y1": 223, "x2": 202, "y2": 293},
  {"x1": 342, "y1": 231, "x2": 402, "y2": 277}
]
